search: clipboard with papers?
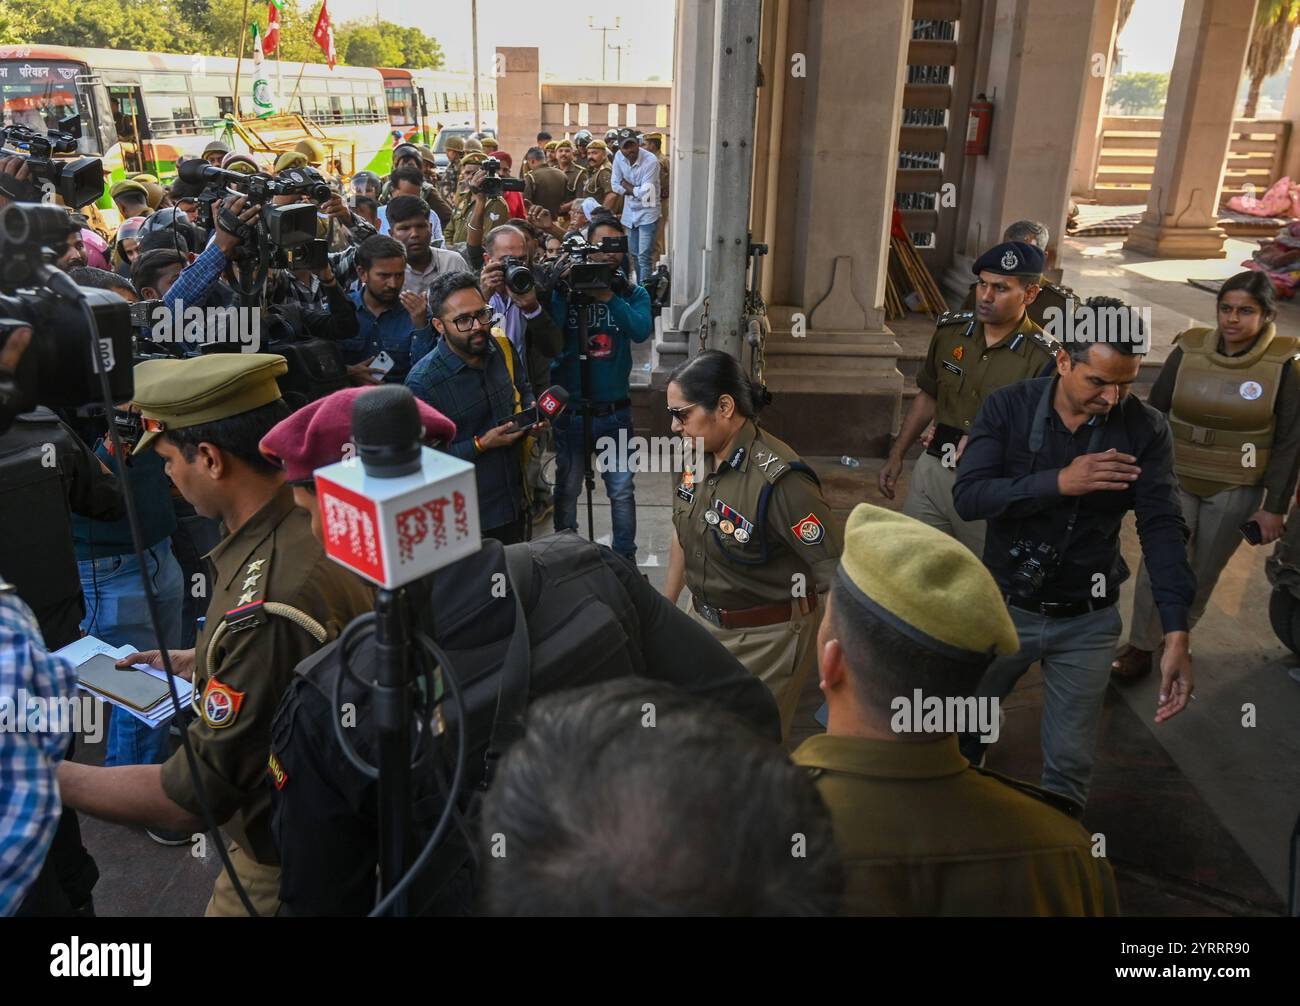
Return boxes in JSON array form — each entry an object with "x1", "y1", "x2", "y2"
[{"x1": 54, "y1": 635, "x2": 193, "y2": 728}]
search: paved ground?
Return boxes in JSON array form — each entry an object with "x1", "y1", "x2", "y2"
[{"x1": 75, "y1": 453, "x2": 1298, "y2": 916}]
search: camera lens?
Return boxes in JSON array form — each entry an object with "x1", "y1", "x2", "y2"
[
  {"x1": 0, "y1": 203, "x2": 75, "y2": 246},
  {"x1": 505, "y1": 262, "x2": 534, "y2": 295}
]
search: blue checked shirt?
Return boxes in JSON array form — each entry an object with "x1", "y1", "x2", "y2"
[
  {"x1": 405, "y1": 336, "x2": 532, "y2": 529},
  {"x1": 0, "y1": 589, "x2": 76, "y2": 916},
  {"x1": 341, "y1": 288, "x2": 435, "y2": 383}
]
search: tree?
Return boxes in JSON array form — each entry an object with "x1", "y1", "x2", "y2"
[
  {"x1": 336, "y1": 18, "x2": 445, "y2": 69},
  {"x1": 1244, "y1": 1, "x2": 1300, "y2": 118},
  {"x1": 1108, "y1": 71, "x2": 1170, "y2": 115}
]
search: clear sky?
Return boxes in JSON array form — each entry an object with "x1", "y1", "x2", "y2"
[
  {"x1": 326, "y1": 0, "x2": 677, "y2": 80},
  {"x1": 1115, "y1": 0, "x2": 1184, "y2": 74}
]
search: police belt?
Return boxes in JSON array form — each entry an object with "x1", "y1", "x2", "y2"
[
  {"x1": 693, "y1": 592, "x2": 817, "y2": 630},
  {"x1": 576, "y1": 398, "x2": 631, "y2": 417},
  {"x1": 1004, "y1": 592, "x2": 1117, "y2": 619},
  {"x1": 925, "y1": 422, "x2": 966, "y2": 460}
]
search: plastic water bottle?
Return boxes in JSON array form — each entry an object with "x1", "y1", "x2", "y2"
[{"x1": 840, "y1": 456, "x2": 860, "y2": 468}]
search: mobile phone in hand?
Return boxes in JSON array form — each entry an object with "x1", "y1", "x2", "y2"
[
  {"x1": 1240, "y1": 520, "x2": 1263, "y2": 546},
  {"x1": 370, "y1": 351, "x2": 396, "y2": 376},
  {"x1": 507, "y1": 406, "x2": 539, "y2": 431}
]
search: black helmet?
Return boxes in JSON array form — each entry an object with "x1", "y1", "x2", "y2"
[{"x1": 574, "y1": 129, "x2": 593, "y2": 148}]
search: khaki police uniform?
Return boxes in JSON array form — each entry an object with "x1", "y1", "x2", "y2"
[
  {"x1": 1127, "y1": 322, "x2": 1300, "y2": 651},
  {"x1": 133, "y1": 354, "x2": 375, "y2": 917},
  {"x1": 791, "y1": 502, "x2": 1119, "y2": 916},
  {"x1": 562, "y1": 163, "x2": 587, "y2": 202},
  {"x1": 794, "y1": 734, "x2": 1119, "y2": 915},
  {"x1": 522, "y1": 164, "x2": 569, "y2": 219},
  {"x1": 908, "y1": 309, "x2": 1056, "y2": 557},
  {"x1": 672, "y1": 420, "x2": 840, "y2": 738}
]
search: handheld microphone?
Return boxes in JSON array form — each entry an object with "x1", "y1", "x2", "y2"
[
  {"x1": 315, "y1": 387, "x2": 481, "y2": 589},
  {"x1": 537, "y1": 384, "x2": 569, "y2": 419}
]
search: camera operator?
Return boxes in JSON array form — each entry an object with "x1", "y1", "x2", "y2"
[
  {"x1": 547, "y1": 215, "x2": 653, "y2": 562},
  {"x1": 255, "y1": 390, "x2": 781, "y2": 915},
  {"x1": 952, "y1": 314, "x2": 1196, "y2": 814}
]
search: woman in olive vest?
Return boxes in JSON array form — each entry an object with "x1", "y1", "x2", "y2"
[
  {"x1": 1113, "y1": 271, "x2": 1300, "y2": 678},
  {"x1": 664, "y1": 351, "x2": 842, "y2": 739}
]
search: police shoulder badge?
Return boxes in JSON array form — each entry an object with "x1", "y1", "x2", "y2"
[
  {"x1": 791, "y1": 512, "x2": 826, "y2": 546},
  {"x1": 202, "y1": 678, "x2": 246, "y2": 730},
  {"x1": 267, "y1": 751, "x2": 288, "y2": 790}
]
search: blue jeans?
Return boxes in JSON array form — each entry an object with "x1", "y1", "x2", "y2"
[
  {"x1": 78, "y1": 541, "x2": 185, "y2": 767},
  {"x1": 974, "y1": 603, "x2": 1122, "y2": 810},
  {"x1": 553, "y1": 405, "x2": 637, "y2": 559},
  {"x1": 627, "y1": 220, "x2": 658, "y2": 285}
]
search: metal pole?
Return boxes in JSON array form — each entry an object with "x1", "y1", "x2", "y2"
[
  {"x1": 471, "y1": 0, "x2": 481, "y2": 133},
  {"x1": 233, "y1": 0, "x2": 251, "y2": 120}
]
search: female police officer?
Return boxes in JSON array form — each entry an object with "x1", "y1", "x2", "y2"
[
  {"x1": 664, "y1": 351, "x2": 841, "y2": 738},
  {"x1": 1114, "y1": 270, "x2": 1300, "y2": 678}
]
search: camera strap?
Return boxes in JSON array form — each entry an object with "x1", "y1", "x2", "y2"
[{"x1": 1019, "y1": 378, "x2": 1108, "y2": 567}]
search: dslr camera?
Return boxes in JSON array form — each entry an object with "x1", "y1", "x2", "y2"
[
  {"x1": 0, "y1": 114, "x2": 104, "y2": 208},
  {"x1": 553, "y1": 232, "x2": 632, "y2": 297},
  {"x1": 1006, "y1": 539, "x2": 1061, "y2": 598},
  {"x1": 496, "y1": 255, "x2": 534, "y2": 295},
  {"x1": 0, "y1": 203, "x2": 133, "y2": 423},
  {"x1": 474, "y1": 156, "x2": 525, "y2": 200}
]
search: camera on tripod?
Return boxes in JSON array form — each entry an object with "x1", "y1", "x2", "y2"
[
  {"x1": 1007, "y1": 539, "x2": 1061, "y2": 598},
  {"x1": 554, "y1": 232, "x2": 632, "y2": 297},
  {"x1": 474, "y1": 156, "x2": 525, "y2": 200},
  {"x1": 0, "y1": 114, "x2": 105, "y2": 208},
  {"x1": 0, "y1": 203, "x2": 133, "y2": 413}
]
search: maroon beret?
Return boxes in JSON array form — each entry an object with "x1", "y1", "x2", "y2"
[{"x1": 259, "y1": 387, "x2": 457, "y2": 484}]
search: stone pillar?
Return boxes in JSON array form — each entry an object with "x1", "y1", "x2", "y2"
[
  {"x1": 654, "y1": 0, "x2": 718, "y2": 386},
  {"x1": 753, "y1": 0, "x2": 913, "y2": 457},
  {"x1": 1276, "y1": 26, "x2": 1300, "y2": 184},
  {"x1": 1070, "y1": 0, "x2": 1121, "y2": 199},
  {"x1": 944, "y1": 0, "x2": 1098, "y2": 294},
  {"x1": 494, "y1": 47, "x2": 540, "y2": 170},
  {"x1": 1123, "y1": 0, "x2": 1256, "y2": 259}
]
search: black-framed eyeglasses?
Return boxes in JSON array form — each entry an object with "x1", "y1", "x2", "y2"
[
  {"x1": 667, "y1": 403, "x2": 700, "y2": 423},
  {"x1": 447, "y1": 307, "x2": 495, "y2": 332}
]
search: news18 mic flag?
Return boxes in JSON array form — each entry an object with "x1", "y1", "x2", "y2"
[{"x1": 314, "y1": 448, "x2": 481, "y2": 589}]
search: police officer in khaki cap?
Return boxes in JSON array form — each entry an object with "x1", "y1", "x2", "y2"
[
  {"x1": 665, "y1": 351, "x2": 841, "y2": 740},
  {"x1": 792, "y1": 503, "x2": 1119, "y2": 916},
  {"x1": 56, "y1": 354, "x2": 373, "y2": 917},
  {"x1": 441, "y1": 134, "x2": 466, "y2": 198},
  {"x1": 880, "y1": 240, "x2": 1058, "y2": 557}
]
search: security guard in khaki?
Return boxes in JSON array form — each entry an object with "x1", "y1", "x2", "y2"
[
  {"x1": 792, "y1": 504, "x2": 1120, "y2": 915},
  {"x1": 887, "y1": 240, "x2": 1057, "y2": 558},
  {"x1": 670, "y1": 419, "x2": 840, "y2": 739},
  {"x1": 440, "y1": 134, "x2": 466, "y2": 200},
  {"x1": 56, "y1": 355, "x2": 374, "y2": 917},
  {"x1": 555, "y1": 139, "x2": 587, "y2": 205},
  {"x1": 583, "y1": 139, "x2": 615, "y2": 207}
]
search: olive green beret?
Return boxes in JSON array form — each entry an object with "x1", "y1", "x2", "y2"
[
  {"x1": 555, "y1": 139, "x2": 573, "y2": 150},
  {"x1": 479, "y1": 136, "x2": 498, "y2": 149},
  {"x1": 544, "y1": 140, "x2": 558, "y2": 151},
  {"x1": 132, "y1": 354, "x2": 289, "y2": 455},
  {"x1": 837, "y1": 503, "x2": 1019, "y2": 661},
  {"x1": 461, "y1": 151, "x2": 487, "y2": 165},
  {"x1": 587, "y1": 139, "x2": 608, "y2": 151},
  {"x1": 131, "y1": 172, "x2": 160, "y2": 185}
]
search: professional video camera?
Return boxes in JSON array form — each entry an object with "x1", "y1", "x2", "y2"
[
  {"x1": 177, "y1": 159, "x2": 325, "y2": 260},
  {"x1": 553, "y1": 232, "x2": 632, "y2": 297},
  {"x1": 0, "y1": 114, "x2": 104, "y2": 208},
  {"x1": 0, "y1": 203, "x2": 133, "y2": 424},
  {"x1": 474, "y1": 156, "x2": 525, "y2": 200}
]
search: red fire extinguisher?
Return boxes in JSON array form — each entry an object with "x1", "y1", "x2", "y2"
[{"x1": 966, "y1": 93, "x2": 993, "y2": 156}]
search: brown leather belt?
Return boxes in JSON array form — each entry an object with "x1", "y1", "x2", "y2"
[{"x1": 693, "y1": 592, "x2": 818, "y2": 630}]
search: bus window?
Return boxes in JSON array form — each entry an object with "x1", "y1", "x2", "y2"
[
  {"x1": 144, "y1": 93, "x2": 196, "y2": 135},
  {"x1": 0, "y1": 59, "x2": 99, "y2": 154}
]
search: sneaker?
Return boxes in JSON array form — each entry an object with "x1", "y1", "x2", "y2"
[{"x1": 146, "y1": 827, "x2": 192, "y2": 846}]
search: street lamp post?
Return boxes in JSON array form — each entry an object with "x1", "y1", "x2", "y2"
[{"x1": 587, "y1": 16, "x2": 621, "y2": 81}]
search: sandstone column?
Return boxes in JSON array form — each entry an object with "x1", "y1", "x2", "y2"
[
  {"x1": 494, "y1": 47, "x2": 540, "y2": 170},
  {"x1": 1123, "y1": 0, "x2": 1256, "y2": 259},
  {"x1": 1071, "y1": 0, "x2": 1121, "y2": 199}
]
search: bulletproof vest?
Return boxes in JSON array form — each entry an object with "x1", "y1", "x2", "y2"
[
  {"x1": 285, "y1": 532, "x2": 644, "y2": 914},
  {"x1": 0, "y1": 411, "x2": 84, "y2": 648},
  {"x1": 1169, "y1": 326, "x2": 1300, "y2": 488}
]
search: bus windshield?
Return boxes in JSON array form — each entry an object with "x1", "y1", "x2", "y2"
[{"x1": 0, "y1": 59, "x2": 98, "y2": 154}]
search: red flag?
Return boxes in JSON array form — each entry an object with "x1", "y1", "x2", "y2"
[
  {"x1": 263, "y1": 2, "x2": 281, "y2": 55},
  {"x1": 313, "y1": 1, "x2": 336, "y2": 70}
]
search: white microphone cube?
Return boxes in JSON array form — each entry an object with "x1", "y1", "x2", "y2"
[{"x1": 314, "y1": 446, "x2": 481, "y2": 589}]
